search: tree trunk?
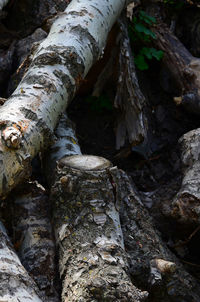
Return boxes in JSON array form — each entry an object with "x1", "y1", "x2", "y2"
[
  {"x1": 0, "y1": 220, "x2": 43, "y2": 302},
  {"x1": 45, "y1": 114, "x2": 148, "y2": 301},
  {"x1": 0, "y1": 0, "x2": 127, "y2": 198},
  {"x1": 7, "y1": 181, "x2": 59, "y2": 302},
  {"x1": 117, "y1": 170, "x2": 200, "y2": 301}
]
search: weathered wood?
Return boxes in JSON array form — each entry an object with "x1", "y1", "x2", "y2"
[
  {"x1": 115, "y1": 18, "x2": 148, "y2": 149},
  {"x1": 170, "y1": 129, "x2": 200, "y2": 226},
  {"x1": 51, "y1": 155, "x2": 148, "y2": 302},
  {"x1": 8, "y1": 181, "x2": 59, "y2": 302},
  {"x1": 0, "y1": 220, "x2": 43, "y2": 302},
  {"x1": 117, "y1": 170, "x2": 200, "y2": 301}
]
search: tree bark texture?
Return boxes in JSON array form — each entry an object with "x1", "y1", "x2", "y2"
[
  {"x1": 170, "y1": 129, "x2": 200, "y2": 226},
  {"x1": 114, "y1": 18, "x2": 148, "y2": 149},
  {"x1": 116, "y1": 170, "x2": 200, "y2": 302},
  {"x1": 51, "y1": 155, "x2": 148, "y2": 302},
  {"x1": 0, "y1": 220, "x2": 43, "y2": 302},
  {"x1": 0, "y1": 0, "x2": 127, "y2": 198},
  {"x1": 7, "y1": 181, "x2": 59, "y2": 302}
]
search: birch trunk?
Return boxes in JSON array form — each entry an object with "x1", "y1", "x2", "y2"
[
  {"x1": 0, "y1": 220, "x2": 43, "y2": 302},
  {"x1": 45, "y1": 115, "x2": 148, "y2": 301},
  {"x1": 7, "y1": 181, "x2": 59, "y2": 302},
  {"x1": 0, "y1": 0, "x2": 127, "y2": 198}
]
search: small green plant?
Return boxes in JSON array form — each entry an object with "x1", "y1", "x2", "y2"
[
  {"x1": 129, "y1": 10, "x2": 164, "y2": 70},
  {"x1": 85, "y1": 94, "x2": 112, "y2": 113}
]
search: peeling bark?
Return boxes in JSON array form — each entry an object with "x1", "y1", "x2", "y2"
[
  {"x1": 115, "y1": 18, "x2": 148, "y2": 150},
  {"x1": 0, "y1": 0, "x2": 127, "y2": 198},
  {"x1": 0, "y1": 220, "x2": 43, "y2": 302},
  {"x1": 8, "y1": 181, "x2": 59, "y2": 302}
]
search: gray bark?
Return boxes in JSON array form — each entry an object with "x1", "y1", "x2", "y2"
[
  {"x1": 7, "y1": 181, "x2": 59, "y2": 302},
  {"x1": 0, "y1": 220, "x2": 43, "y2": 302},
  {"x1": 45, "y1": 114, "x2": 148, "y2": 301},
  {"x1": 51, "y1": 155, "x2": 148, "y2": 302},
  {"x1": 117, "y1": 170, "x2": 200, "y2": 301},
  {"x1": 170, "y1": 129, "x2": 200, "y2": 226},
  {"x1": 114, "y1": 18, "x2": 148, "y2": 150}
]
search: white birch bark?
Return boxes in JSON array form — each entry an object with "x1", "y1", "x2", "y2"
[
  {"x1": 0, "y1": 0, "x2": 127, "y2": 197},
  {"x1": 0, "y1": 220, "x2": 43, "y2": 302}
]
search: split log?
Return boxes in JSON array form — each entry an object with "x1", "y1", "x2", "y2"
[
  {"x1": 0, "y1": 0, "x2": 127, "y2": 198},
  {"x1": 0, "y1": 219, "x2": 43, "y2": 301},
  {"x1": 117, "y1": 170, "x2": 200, "y2": 301},
  {"x1": 7, "y1": 181, "x2": 59, "y2": 302},
  {"x1": 45, "y1": 114, "x2": 148, "y2": 301}
]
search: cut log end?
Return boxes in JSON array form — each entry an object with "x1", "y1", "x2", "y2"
[{"x1": 58, "y1": 155, "x2": 112, "y2": 171}]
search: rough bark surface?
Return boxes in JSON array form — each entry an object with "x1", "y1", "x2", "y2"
[
  {"x1": 51, "y1": 155, "x2": 148, "y2": 302},
  {"x1": 0, "y1": 0, "x2": 127, "y2": 198},
  {"x1": 169, "y1": 129, "x2": 200, "y2": 226},
  {"x1": 0, "y1": 220, "x2": 43, "y2": 302},
  {"x1": 117, "y1": 170, "x2": 200, "y2": 302},
  {"x1": 8, "y1": 181, "x2": 59, "y2": 302}
]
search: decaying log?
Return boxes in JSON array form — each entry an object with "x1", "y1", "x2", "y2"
[
  {"x1": 170, "y1": 129, "x2": 200, "y2": 226},
  {"x1": 115, "y1": 18, "x2": 148, "y2": 150},
  {"x1": 0, "y1": 0, "x2": 127, "y2": 198},
  {"x1": 117, "y1": 170, "x2": 200, "y2": 301},
  {"x1": 0, "y1": 219, "x2": 43, "y2": 302},
  {"x1": 145, "y1": 5, "x2": 200, "y2": 114},
  {"x1": 45, "y1": 114, "x2": 148, "y2": 301},
  {"x1": 7, "y1": 181, "x2": 59, "y2": 302}
]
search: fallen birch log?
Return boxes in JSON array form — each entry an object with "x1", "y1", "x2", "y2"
[
  {"x1": 45, "y1": 114, "x2": 148, "y2": 302},
  {"x1": 0, "y1": 220, "x2": 43, "y2": 302},
  {"x1": 7, "y1": 181, "x2": 59, "y2": 302},
  {"x1": 0, "y1": 0, "x2": 127, "y2": 197}
]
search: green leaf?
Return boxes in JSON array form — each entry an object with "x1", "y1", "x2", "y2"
[
  {"x1": 149, "y1": 48, "x2": 164, "y2": 60},
  {"x1": 134, "y1": 23, "x2": 156, "y2": 39},
  {"x1": 140, "y1": 47, "x2": 153, "y2": 59},
  {"x1": 135, "y1": 54, "x2": 149, "y2": 70},
  {"x1": 139, "y1": 10, "x2": 156, "y2": 25}
]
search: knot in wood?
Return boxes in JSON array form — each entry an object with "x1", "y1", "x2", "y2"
[{"x1": 2, "y1": 126, "x2": 22, "y2": 149}]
